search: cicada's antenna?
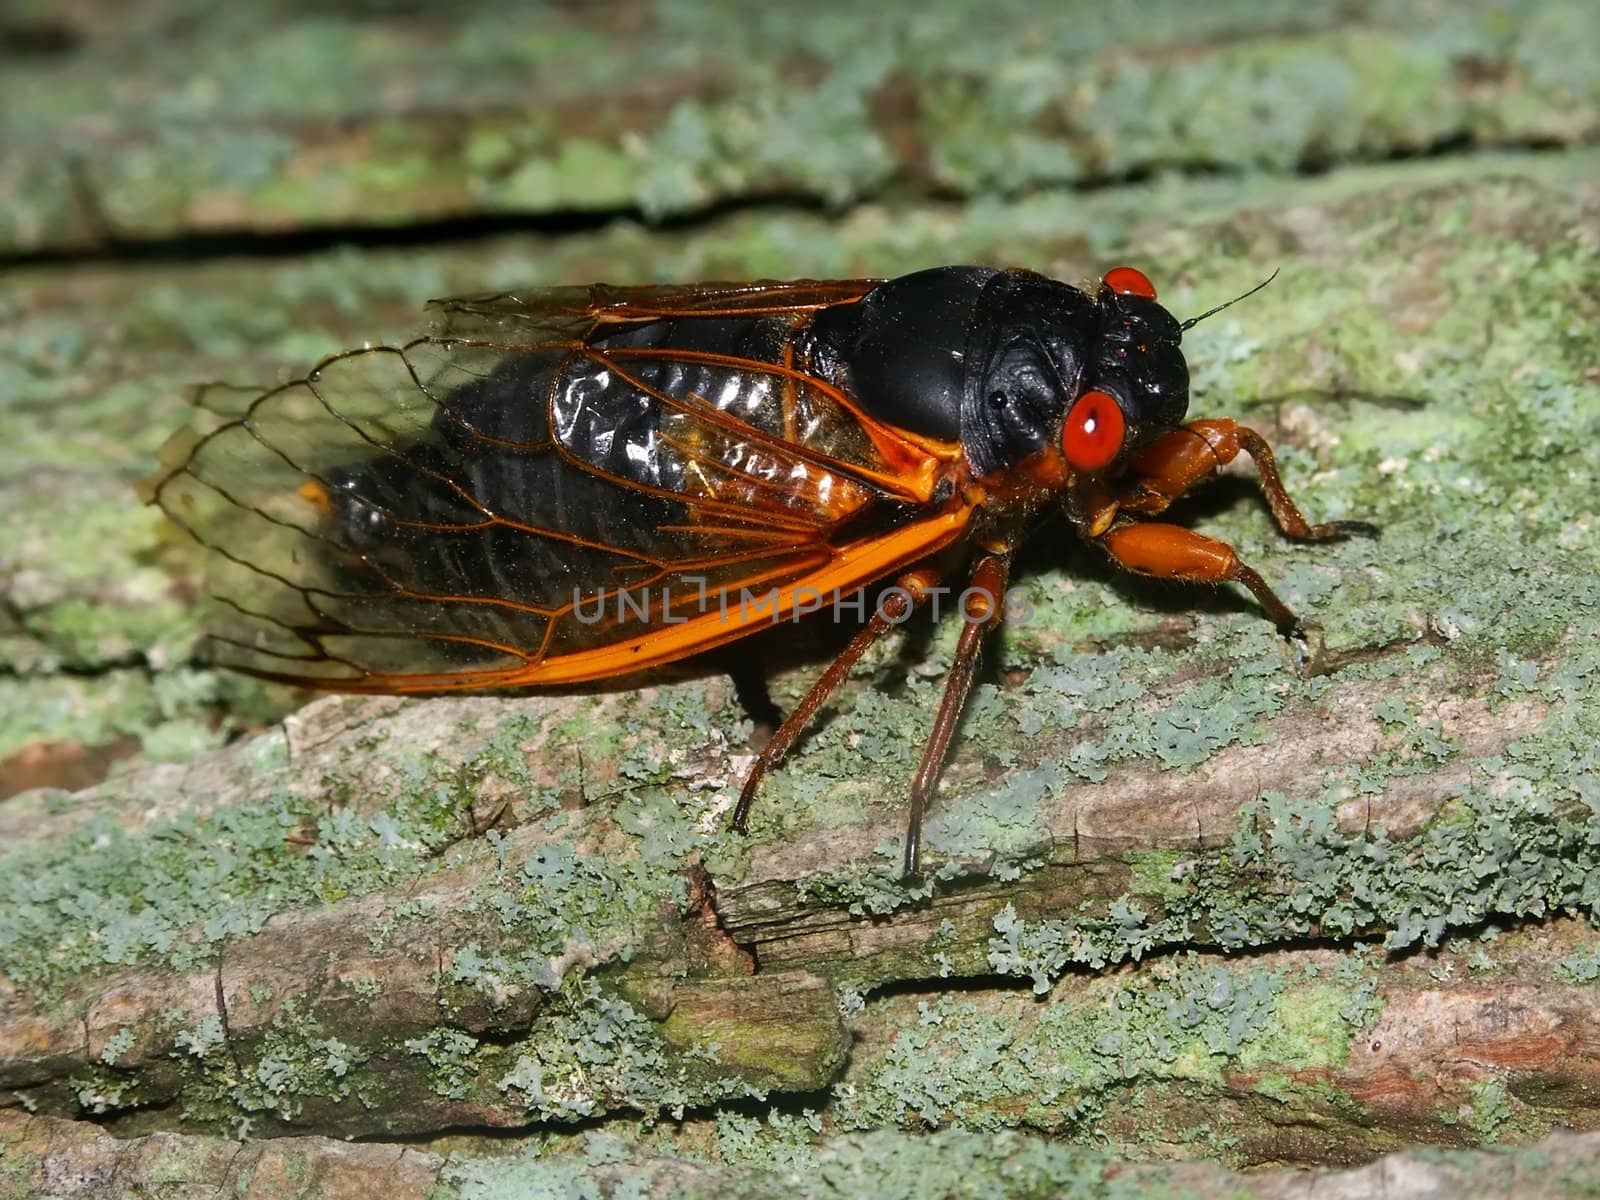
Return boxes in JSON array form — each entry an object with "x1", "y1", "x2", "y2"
[{"x1": 1179, "y1": 269, "x2": 1280, "y2": 332}]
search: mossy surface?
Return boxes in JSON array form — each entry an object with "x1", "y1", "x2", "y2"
[
  {"x1": 4, "y1": 2, "x2": 1600, "y2": 250},
  {"x1": 4, "y1": 0, "x2": 1600, "y2": 1188},
  {"x1": 4, "y1": 157, "x2": 1600, "y2": 1160}
]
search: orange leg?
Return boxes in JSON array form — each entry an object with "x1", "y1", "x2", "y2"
[
  {"x1": 1099, "y1": 522, "x2": 1301, "y2": 636},
  {"x1": 902, "y1": 551, "x2": 1011, "y2": 877},
  {"x1": 732, "y1": 567, "x2": 941, "y2": 834},
  {"x1": 1122, "y1": 418, "x2": 1378, "y2": 541}
]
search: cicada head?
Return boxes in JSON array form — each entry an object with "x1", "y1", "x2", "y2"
[
  {"x1": 1061, "y1": 266, "x2": 1191, "y2": 473},
  {"x1": 960, "y1": 265, "x2": 1189, "y2": 482}
]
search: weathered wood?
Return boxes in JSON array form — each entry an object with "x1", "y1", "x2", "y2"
[
  {"x1": 6, "y1": 165, "x2": 1600, "y2": 1168},
  {"x1": 4, "y1": 2, "x2": 1599, "y2": 252},
  {"x1": 5, "y1": 1111, "x2": 1600, "y2": 1199},
  {"x1": 3, "y1": 3, "x2": 1600, "y2": 1187}
]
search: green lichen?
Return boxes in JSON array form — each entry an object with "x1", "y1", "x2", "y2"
[
  {"x1": 405, "y1": 1030, "x2": 483, "y2": 1103},
  {"x1": 713, "y1": 1108, "x2": 826, "y2": 1173},
  {"x1": 1463, "y1": 1078, "x2": 1516, "y2": 1141},
  {"x1": 438, "y1": 790, "x2": 708, "y2": 1006},
  {"x1": 437, "y1": 1126, "x2": 1163, "y2": 1200},
  {"x1": 1233, "y1": 982, "x2": 1365, "y2": 1073},
  {"x1": 410, "y1": 977, "x2": 760, "y2": 1124},
  {"x1": 793, "y1": 857, "x2": 937, "y2": 919},
  {"x1": 1, "y1": 778, "x2": 433, "y2": 992},
  {"x1": 172, "y1": 999, "x2": 372, "y2": 1135},
  {"x1": 1, "y1": 657, "x2": 814, "y2": 1129},
  {"x1": 1125, "y1": 850, "x2": 1191, "y2": 904},
  {"x1": 0, "y1": 708, "x2": 628, "y2": 995},
  {"x1": 834, "y1": 953, "x2": 1378, "y2": 1137},
  {"x1": 495, "y1": 979, "x2": 759, "y2": 1122},
  {"x1": 237, "y1": 1005, "x2": 365, "y2": 1121},
  {"x1": 172, "y1": 1014, "x2": 225, "y2": 1061},
  {"x1": 67, "y1": 1065, "x2": 142, "y2": 1116},
  {"x1": 987, "y1": 741, "x2": 1600, "y2": 991},
  {"x1": 98, "y1": 1028, "x2": 136, "y2": 1066},
  {"x1": 1554, "y1": 937, "x2": 1600, "y2": 984},
  {"x1": 10, "y1": 3, "x2": 1600, "y2": 248}
]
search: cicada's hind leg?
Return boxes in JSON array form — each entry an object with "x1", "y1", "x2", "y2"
[
  {"x1": 902, "y1": 550, "x2": 1012, "y2": 878},
  {"x1": 732, "y1": 567, "x2": 942, "y2": 835},
  {"x1": 1121, "y1": 419, "x2": 1378, "y2": 541}
]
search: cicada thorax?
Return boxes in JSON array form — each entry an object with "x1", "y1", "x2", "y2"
[{"x1": 799, "y1": 265, "x2": 1192, "y2": 515}]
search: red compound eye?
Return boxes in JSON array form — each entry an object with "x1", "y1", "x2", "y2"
[
  {"x1": 1102, "y1": 266, "x2": 1157, "y2": 299},
  {"x1": 1061, "y1": 390, "x2": 1126, "y2": 471}
]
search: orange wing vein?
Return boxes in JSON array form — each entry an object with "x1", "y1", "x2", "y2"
[{"x1": 152, "y1": 279, "x2": 972, "y2": 691}]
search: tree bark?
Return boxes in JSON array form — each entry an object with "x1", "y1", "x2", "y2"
[
  {"x1": 6, "y1": 1111, "x2": 1600, "y2": 1200},
  {"x1": 4, "y1": 3, "x2": 1600, "y2": 1194}
]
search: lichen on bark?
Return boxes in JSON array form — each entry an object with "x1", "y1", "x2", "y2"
[{"x1": 4, "y1": 4, "x2": 1600, "y2": 1193}]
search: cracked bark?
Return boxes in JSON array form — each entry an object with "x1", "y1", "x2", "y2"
[
  {"x1": 3, "y1": 16, "x2": 1600, "y2": 1188},
  {"x1": 0, "y1": 657, "x2": 1595, "y2": 1155},
  {"x1": 3, "y1": 1111, "x2": 1600, "y2": 1200}
]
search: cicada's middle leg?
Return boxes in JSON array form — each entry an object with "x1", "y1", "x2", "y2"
[
  {"x1": 731, "y1": 552, "x2": 1014, "y2": 880},
  {"x1": 732, "y1": 567, "x2": 942, "y2": 834}
]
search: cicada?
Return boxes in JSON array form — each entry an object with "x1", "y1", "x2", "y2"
[{"x1": 154, "y1": 265, "x2": 1373, "y2": 875}]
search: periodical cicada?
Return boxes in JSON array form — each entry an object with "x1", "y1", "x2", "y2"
[{"x1": 153, "y1": 265, "x2": 1374, "y2": 875}]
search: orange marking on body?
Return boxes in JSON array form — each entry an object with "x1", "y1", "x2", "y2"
[
  {"x1": 314, "y1": 507, "x2": 973, "y2": 692},
  {"x1": 1101, "y1": 523, "x2": 1238, "y2": 582},
  {"x1": 297, "y1": 480, "x2": 333, "y2": 520}
]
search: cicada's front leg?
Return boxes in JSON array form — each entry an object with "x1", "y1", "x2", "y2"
[
  {"x1": 1119, "y1": 418, "x2": 1378, "y2": 541},
  {"x1": 1095, "y1": 419, "x2": 1376, "y2": 637}
]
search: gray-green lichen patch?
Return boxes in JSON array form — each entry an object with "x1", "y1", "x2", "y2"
[
  {"x1": 819, "y1": 934, "x2": 1582, "y2": 1163},
  {"x1": 5, "y1": 128, "x2": 1600, "y2": 1164},
  {"x1": 716, "y1": 165, "x2": 1600, "y2": 929},
  {"x1": 165, "y1": 973, "x2": 765, "y2": 1139},
  {"x1": 0, "y1": 679, "x2": 841, "y2": 1132},
  {"x1": 983, "y1": 747, "x2": 1600, "y2": 992},
  {"x1": 432, "y1": 1121, "x2": 1600, "y2": 1200},
  {"x1": 837, "y1": 952, "x2": 1380, "y2": 1136},
  {"x1": 5, "y1": 2, "x2": 1600, "y2": 250},
  {"x1": 7, "y1": 1108, "x2": 1600, "y2": 1200},
  {"x1": 1, "y1": 713, "x2": 520, "y2": 994},
  {"x1": 438, "y1": 1125, "x2": 1137, "y2": 1200}
]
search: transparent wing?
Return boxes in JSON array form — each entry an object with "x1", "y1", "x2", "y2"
[
  {"x1": 428, "y1": 278, "x2": 883, "y2": 343},
  {"x1": 154, "y1": 315, "x2": 967, "y2": 691}
]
